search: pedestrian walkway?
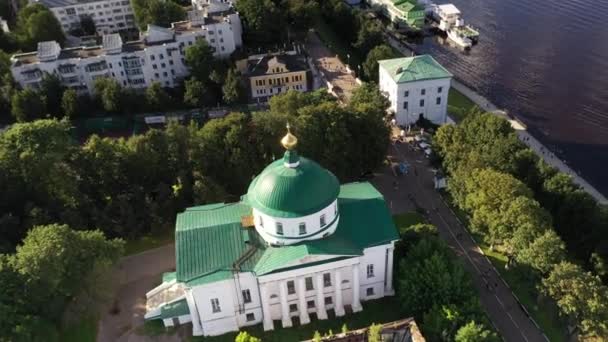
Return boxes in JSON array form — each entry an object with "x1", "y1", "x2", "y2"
[{"x1": 385, "y1": 33, "x2": 607, "y2": 204}]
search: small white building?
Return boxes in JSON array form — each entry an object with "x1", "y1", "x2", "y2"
[
  {"x1": 32, "y1": 0, "x2": 137, "y2": 35},
  {"x1": 378, "y1": 55, "x2": 452, "y2": 126},
  {"x1": 10, "y1": 9, "x2": 242, "y2": 95},
  {"x1": 0, "y1": 17, "x2": 9, "y2": 33},
  {"x1": 144, "y1": 129, "x2": 399, "y2": 337}
]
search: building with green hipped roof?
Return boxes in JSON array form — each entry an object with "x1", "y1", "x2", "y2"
[
  {"x1": 378, "y1": 55, "x2": 453, "y2": 126},
  {"x1": 368, "y1": 0, "x2": 426, "y2": 28},
  {"x1": 144, "y1": 126, "x2": 399, "y2": 337}
]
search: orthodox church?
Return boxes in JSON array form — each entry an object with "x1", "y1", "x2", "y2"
[{"x1": 144, "y1": 127, "x2": 399, "y2": 337}]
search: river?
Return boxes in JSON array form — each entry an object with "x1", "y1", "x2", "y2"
[{"x1": 412, "y1": 0, "x2": 608, "y2": 197}]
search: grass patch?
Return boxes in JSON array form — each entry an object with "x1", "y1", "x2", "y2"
[
  {"x1": 448, "y1": 88, "x2": 478, "y2": 122},
  {"x1": 313, "y1": 19, "x2": 363, "y2": 68},
  {"x1": 59, "y1": 316, "x2": 98, "y2": 342},
  {"x1": 124, "y1": 229, "x2": 174, "y2": 255},
  {"x1": 190, "y1": 297, "x2": 404, "y2": 342},
  {"x1": 393, "y1": 212, "x2": 426, "y2": 234}
]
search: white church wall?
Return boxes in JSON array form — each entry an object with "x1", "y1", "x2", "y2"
[{"x1": 253, "y1": 199, "x2": 339, "y2": 246}]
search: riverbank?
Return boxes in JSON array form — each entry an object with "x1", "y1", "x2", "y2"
[{"x1": 384, "y1": 32, "x2": 607, "y2": 205}]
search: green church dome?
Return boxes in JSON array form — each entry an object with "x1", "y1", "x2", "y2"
[
  {"x1": 246, "y1": 125, "x2": 339, "y2": 218},
  {"x1": 246, "y1": 153, "x2": 340, "y2": 218}
]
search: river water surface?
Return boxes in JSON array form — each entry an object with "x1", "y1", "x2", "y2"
[{"x1": 413, "y1": 0, "x2": 608, "y2": 196}]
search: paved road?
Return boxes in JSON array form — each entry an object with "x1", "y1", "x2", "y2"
[
  {"x1": 372, "y1": 131, "x2": 547, "y2": 342},
  {"x1": 306, "y1": 31, "x2": 359, "y2": 103}
]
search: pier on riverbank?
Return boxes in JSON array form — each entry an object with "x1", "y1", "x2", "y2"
[{"x1": 385, "y1": 32, "x2": 608, "y2": 205}]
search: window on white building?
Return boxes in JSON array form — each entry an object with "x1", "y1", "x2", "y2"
[
  {"x1": 438, "y1": 86, "x2": 443, "y2": 93},
  {"x1": 420, "y1": 99, "x2": 425, "y2": 107},
  {"x1": 287, "y1": 280, "x2": 295, "y2": 295},
  {"x1": 259, "y1": 216, "x2": 264, "y2": 227},
  {"x1": 323, "y1": 273, "x2": 331, "y2": 287},
  {"x1": 276, "y1": 222, "x2": 283, "y2": 235},
  {"x1": 66, "y1": 8, "x2": 76, "y2": 15},
  {"x1": 246, "y1": 313, "x2": 255, "y2": 321},
  {"x1": 403, "y1": 101, "x2": 408, "y2": 110},
  {"x1": 366, "y1": 264, "x2": 374, "y2": 278},
  {"x1": 366, "y1": 287, "x2": 374, "y2": 296},
  {"x1": 307, "y1": 300, "x2": 315, "y2": 308},
  {"x1": 404, "y1": 90, "x2": 409, "y2": 97},
  {"x1": 305, "y1": 277, "x2": 314, "y2": 291},
  {"x1": 211, "y1": 298, "x2": 221, "y2": 313},
  {"x1": 324, "y1": 296, "x2": 332, "y2": 305},
  {"x1": 334, "y1": 203, "x2": 337, "y2": 215},
  {"x1": 436, "y1": 97, "x2": 441, "y2": 105},
  {"x1": 242, "y1": 289, "x2": 252, "y2": 303},
  {"x1": 299, "y1": 223, "x2": 306, "y2": 235},
  {"x1": 320, "y1": 214, "x2": 326, "y2": 227},
  {"x1": 421, "y1": 89, "x2": 426, "y2": 95}
]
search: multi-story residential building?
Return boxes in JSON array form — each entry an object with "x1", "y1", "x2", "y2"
[
  {"x1": 244, "y1": 53, "x2": 309, "y2": 102},
  {"x1": 10, "y1": 9, "x2": 243, "y2": 94},
  {"x1": 32, "y1": 0, "x2": 137, "y2": 35},
  {"x1": 144, "y1": 128, "x2": 399, "y2": 337},
  {"x1": 378, "y1": 55, "x2": 452, "y2": 125}
]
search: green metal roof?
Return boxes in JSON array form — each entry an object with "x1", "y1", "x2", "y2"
[
  {"x1": 160, "y1": 298, "x2": 189, "y2": 319},
  {"x1": 174, "y1": 182, "x2": 399, "y2": 285},
  {"x1": 162, "y1": 272, "x2": 176, "y2": 283},
  {"x1": 245, "y1": 152, "x2": 340, "y2": 218},
  {"x1": 378, "y1": 55, "x2": 453, "y2": 83}
]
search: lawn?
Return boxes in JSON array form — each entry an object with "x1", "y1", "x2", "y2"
[
  {"x1": 447, "y1": 88, "x2": 478, "y2": 122},
  {"x1": 189, "y1": 297, "x2": 405, "y2": 342},
  {"x1": 124, "y1": 228, "x2": 175, "y2": 256}
]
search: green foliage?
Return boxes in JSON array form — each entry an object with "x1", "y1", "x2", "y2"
[
  {"x1": 398, "y1": 237, "x2": 477, "y2": 316},
  {"x1": 222, "y1": 68, "x2": 243, "y2": 105},
  {"x1": 61, "y1": 89, "x2": 79, "y2": 119},
  {"x1": 130, "y1": 0, "x2": 185, "y2": 29},
  {"x1": 185, "y1": 39, "x2": 216, "y2": 83},
  {"x1": 11, "y1": 87, "x2": 45, "y2": 121},
  {"x1": 363, "y1": 45, "x2": 396, "y2": 82},
  {"x1": 368, "y1": 323, "x2": 382, "y2": 342},
  {"x1": 16, "y1": 4, "x2": 65, "y2": 50},
  {"x1": 341, "y1": 323, "x2": 348, "y2": 334},
  {"x1": 454, "y1": 321, "x2": 498, "y2": 342},
  {"x1": 312, "y1": 330, "x2": 322, "y2": 342},
  {"x1": 353, "y1": 14, "x2": 383, "y2": 53},
  {"x1": 146, "y1": 82, "x2": 172, "y2": 111},
  {"x1": 40, "y1": 73, "x2": 65, "y2": 118},
  {"x1": 184, "y1": 78, "x2": 208, "y2": 109},
  {"x1": 542, "y1": 262, "x2": 608, "y2": 338},
  {"x1": 236, "y1": 0, "x2": 284, "y2": 44},
  {"x1": 516, "y1": 230, "x2": 566, "y2": 275},
  {"x1": 94, "y1": 77, "x2": 123, "y2": 113},
  {"x1": 235, "y1": 331, "x2": 261, "y2": 342}
]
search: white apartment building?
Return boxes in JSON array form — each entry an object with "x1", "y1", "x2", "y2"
[
  {"x1": 144, "y1": 130, "x2": 399, "y2": 337},
  {"x1": 378, "y1": 55, "x2": 453, "y2": 125},
  {"x1": 32, "y1": 0, "x2": 136, "y2": 35},
  {"x1": 10, "y1": 9, "x2": 243, "y2": 95}
]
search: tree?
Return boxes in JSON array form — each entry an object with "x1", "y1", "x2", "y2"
[
  {"x1": 184, "y1": 78, "x2": 208, "y2": 109},
  {"x1": 130, "y1": 0, "x2": 185, "y2": 29},
  {"x1": 285, "y1": 0, "x2": 318, "y2": 30},
  {"x1": 222, "y1": 68, "x2": 243, "y2": 105},
  {"x1": 16, "y1": 4, "x2": 65, "y2": 50},
  {"x1": 94, "y1": 77, "x2": 123, "y2": 113},
  {"x1": 39, "y1": 73, "x2": 65, "y2": 118},
  {"x1": 80, "y1": 15, "x2": 96, "y2": 35},
  {"x1": 363, "y1": 44, "x2": 396, "y2": 82},
  {"x1": 11, "y1": 88, "x2": 45, "y2": 122},
  {"x1": 235, "y1": 331, "x2": 261, "y2": 342},
  {"x1": 185, "y1": 39, "x2": 215, "y2": 82},
  {"x1": 398, "y1": 237, "x2": 477, "y2": 316},
  {"x1": 516, "y1": 230, "x2": 566, "y2": 275},
  {"x1": 61, "y1": 88, "x2": 79, "y2": 118},
  {"x1": 236, "y1": 0, "x2": 284, "y2": 43},
  {"x1": 312, "y1": 330, "x2": 322, "y2": 342},
  {"x1": 341, "y1": 323, "x2": 348, "y2": 334},
  {"x1": 368, "y1": 323, "x2": 382, "y2": 342},
  {"x1": 542, "y1": 262, "x2": 608, "y2": 338},
  {"x1": 146, "y1": 81, "x2": 171, "y2": 111},
  {"x1": 454, "y1": 321, "x2": 498, "y2": 342},
  {"x1": 353, "y1": 14, "x2": 383, "y2": 54},
  {"x1": 422, "y1": 304, "x2": 463, "y2": 341}
]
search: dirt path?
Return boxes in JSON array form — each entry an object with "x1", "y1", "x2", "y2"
[{"x1": 97, "y1": 244, "x2": 179, "y2": 342}]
